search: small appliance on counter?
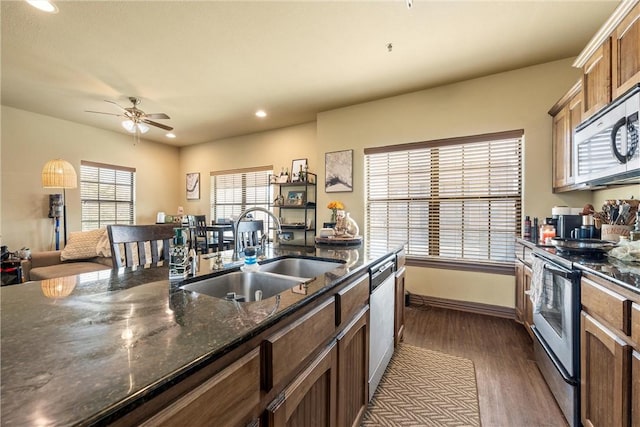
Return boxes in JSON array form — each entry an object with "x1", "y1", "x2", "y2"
[{"x1": 554, "y1": 215, "x2": 582, "y2": 239}]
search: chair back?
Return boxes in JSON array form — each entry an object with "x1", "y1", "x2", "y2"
[
  {"x1": 107, "y1": 224, "x2": 175, "y2": 268},
  {"x1": 194, "y1": 215, "x2": 208, "y2": 237},
  {"x1": 234, "y1": 220, "x2": 264, "y2": 252}
]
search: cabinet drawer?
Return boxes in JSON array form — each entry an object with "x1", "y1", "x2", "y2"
[
  {"x1": 262, "y1": 298, "x2": 335, "y2": 391},
  {"x1": 632, "y1": 303, "x2": 640, "y2": 346},
  {"x1": 335, "y1": 273, "x2": 369, "y2": 327},
  {"x1": 581, "y1": 277, "x2": 631, "y2": 336},
  {"x1": 142, "y1": 348, "x2": 261, "y2": 427}
]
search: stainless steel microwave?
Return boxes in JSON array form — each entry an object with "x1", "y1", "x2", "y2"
[{"x1": 574, "y1": 84, "x2": 639, "y2": 186}]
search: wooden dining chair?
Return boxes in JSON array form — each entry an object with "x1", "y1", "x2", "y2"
[
  {"x1": 193, "y1": 215, "x2": 210, "y2": 254},
  {"x1": 107, "y1": 224, "x2": 175, "y2": 268},
  {"x1": 233, "y1": 220, "x2": 264, "y2": 252}
]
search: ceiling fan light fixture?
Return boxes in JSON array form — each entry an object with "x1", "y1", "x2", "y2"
[
  {"x1": 25, "y1": 0, "x2": 58, "y2": 13},
  {"x1": 122, "y1": 120, "x2": 149, "y2": 134}
]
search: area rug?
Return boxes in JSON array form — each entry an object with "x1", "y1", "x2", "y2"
[{"x1": 361, "y1": 344, "x2": 481, "y2": 426}]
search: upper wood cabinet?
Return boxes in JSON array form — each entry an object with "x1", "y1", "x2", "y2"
[
  {"x1": 575, "y1": 0, "x2": 640, "y2": 120},
  {"x1": 549, "y1": 80, "x2": 582, "y2": 191},
  {"x1": 583, "y1": 39, "x2": 612, "y2": 120},
  {"x1": 612, "y1": 2, "x2": 640, "y2": 98}
]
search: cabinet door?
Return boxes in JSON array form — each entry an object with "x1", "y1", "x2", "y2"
[
  {"x1": 523, "y1": 264, "x2": 534, "y2": 339},
  {"x1": 552, "y1": 105, "x2": 570, "y2": 189},
  {"x1": 263, "y1": 298, "x2": 335, "y2": 391},
  {"x1": 394, "y1": 266, "x2": 406, "y2": 345},
  {"x1": 515, "y1": 261, "x2": 524, "y2": 323},
  {"x1": 567, "y1": 90, "x2": 582, "y2": 185},
  {"x1": 337, "y1": 307, "x2": 369, "y2": 427},
  {"x1": 633, "y1": 350, "x2": 640, "y2": 427},
  {"x1": 265, "y1": 340, "x2": 337, "y2": 427},
  {"x1": 580, "y1": 312, "x2": 631, "y2": 427},
  {"x1": 583, "y1": 39, "x2": 612, "y2": 120},
  {"x1": 141, "y1": 348, "x2": 261, "y2": 427},
  {"x1": 612, "y1": 2, "x2": 640, "y2": 98}
]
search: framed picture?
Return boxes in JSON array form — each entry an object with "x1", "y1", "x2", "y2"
[
  {"x1": 286, "y1": 190, "x2": 306, "y2": 206},
  {"x1": 325, "y1": 149, "x2": 353, "y2": 193},
  {"x1": 291, "y1": 158, "x2": 308, "y2": 182},
  {"x1": 186, "y1": 172, "x2": 200, "y2": 200}
]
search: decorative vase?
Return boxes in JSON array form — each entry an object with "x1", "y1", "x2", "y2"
[{"x1": 331, "y1": 209, "x2": 337, "y2": 223}]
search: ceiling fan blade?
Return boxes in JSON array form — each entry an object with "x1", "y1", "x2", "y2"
[
  {"x1": 85, "y1": 110, "x2": 124, "y2": 117},
  {"x1": 104, "y1": 100, "x2": 128, "y2": 112},
  {"x1": 144, "y1": 113, "x2": 170, "y2": 120},
  {"x1": 142, "y1": 119, "x2": 173, "y2": 131}
]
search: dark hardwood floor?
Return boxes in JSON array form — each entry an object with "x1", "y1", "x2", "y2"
[{"x1": 402, "y1": 304, "x2": 568, "y2": 427}]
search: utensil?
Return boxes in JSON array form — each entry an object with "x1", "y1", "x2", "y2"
[{"x1": 616, "y1": 202, "x2": 630, "y2": 225}]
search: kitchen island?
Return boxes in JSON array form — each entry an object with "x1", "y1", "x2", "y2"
[{"x1": 1, "y1": 245, "x2": 395, "y2": 426}]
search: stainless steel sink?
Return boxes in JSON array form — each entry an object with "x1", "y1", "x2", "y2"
[
  {"x1": 257, "y1": 258, "x2": 343, "y2": 278},
  {"x1": 181, "y1": 271, "x2": 303, "y2": 302}
]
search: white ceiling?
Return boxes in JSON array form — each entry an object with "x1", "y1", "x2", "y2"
[{"x1": 1, "y1": 0, "x2": 619, "y2": 147}]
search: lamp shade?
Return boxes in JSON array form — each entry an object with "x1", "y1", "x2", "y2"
[
  {"x1": 41, "y1": 276, "x2": 77, "y2": 298},
  {"x1": 42, "y1": 159, "x2": 77, "y2": 189}
]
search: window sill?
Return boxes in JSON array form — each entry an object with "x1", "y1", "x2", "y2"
[{"x1": 406, "y1": 258, "x2": 515, "y2": 276}]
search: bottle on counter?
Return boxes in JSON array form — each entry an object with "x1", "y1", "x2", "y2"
[
  {"x1": 532, "y1": 217, "x2": 539, "y2": 243},
  {"x1": 539, "y1": 218, "x2": 556, "y2": 245},
  {"x1": 241, "y1": 247, "x2": 259, "y2": 272},
  {"x1": 523, "y1": 216, "x2": 531, "y2": 240},
  {"x1": 169, "y1": 228, "x2": 189, "y2": 280}
]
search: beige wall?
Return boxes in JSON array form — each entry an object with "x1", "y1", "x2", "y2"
[
  {"x1": 316, "y1": 58, "x2": 595, "y2": 308},
  {"x1": 178, "y1": 122, "x2": 318, "y2": 218},
  {"x1": 1, "y1": 106, "x2": 180, "y2": 251}
]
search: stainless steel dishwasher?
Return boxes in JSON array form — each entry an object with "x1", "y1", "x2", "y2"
[{"x1": 368, "y1": 256, "x2": 395, "y2": 401}]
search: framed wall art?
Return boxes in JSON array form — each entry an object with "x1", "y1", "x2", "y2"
[
  {"x1": 286, "y1": 190, "x2": 306, "y2": 206},
  {"x1": 186, "y1": 172, "x2": 200, "y2": 200},
  {"x1": 291, "y1": 158, "x2": 308, "y2": 182},
  {"x1": 325, "y1": 149, "x2": 353, "y2": 193}
]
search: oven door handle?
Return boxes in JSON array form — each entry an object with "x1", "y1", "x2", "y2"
[{"x1": 543, "y1": 264, "x2": 579, "y2": 281}]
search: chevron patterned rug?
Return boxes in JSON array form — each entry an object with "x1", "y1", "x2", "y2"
[{"x1": 362, "y1": 344, "x2": 481, "y2": 426}]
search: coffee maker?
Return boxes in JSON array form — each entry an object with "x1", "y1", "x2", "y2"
[{"x1": 554, "y1": 214, "x2": 582, "y2": 239}]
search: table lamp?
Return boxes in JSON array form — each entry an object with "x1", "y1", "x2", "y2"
[{"x1": 42, "y1": 159, "x2": 77, "y2": 248}]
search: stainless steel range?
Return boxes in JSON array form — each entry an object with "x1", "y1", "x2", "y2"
[{"x1": 530, "y1": 251, "x2": 581, "y2": 427}]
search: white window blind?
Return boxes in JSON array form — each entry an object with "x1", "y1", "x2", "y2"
[
  {"x1": 210, "y1": 166, "x2": 273, "y2": 223},
  {"x1": 365, "y1": 131, "x2": 522, "y2": 270},
  {"x1": 80, "y1": 161, "x2": 135, "y2": 231}
]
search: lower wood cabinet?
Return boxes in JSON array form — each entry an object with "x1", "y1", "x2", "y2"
[
  {"x1": 337, "y1": 307, "x2": 369, "y2": 427},
  {"x1": 581, "y1": 312, "x2": 631, "y2": 427},
  {"x1": 515, "y1": 259, "x2": 533, "y2": 340},
  {"x1": 262, "y1": 298, "x2": 335, "y2": 391},
  {"x1": 265, "y1": 340, "x2": 338, "y2": 427},
  {"x1": 140, "y1": 348, "x2": 261, "y2": 427},
  {"x1": 633, "y1": 350, "x2": 640, "y2": 427}
]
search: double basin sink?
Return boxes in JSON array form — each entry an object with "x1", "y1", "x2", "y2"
[{"x1": 181, "y1": 257, "x2": 344, "y2": 302}]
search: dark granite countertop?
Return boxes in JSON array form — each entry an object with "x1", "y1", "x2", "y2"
[
  {"x1": 516, "y1": 238, "x2": 640, "y2": 295},
  {"x1": 1, "y1": 245, "x2": 395, "y2": 426}
]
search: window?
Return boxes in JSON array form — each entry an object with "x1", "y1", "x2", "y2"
[
  {"x1": 364, "y1": 130, "x2": 522, "y2": 273},
  {"x1": 80, "y1": 161, "x2": 135, "y2": 231},
  {"x1": 210, "y1": 166, "x2": 273, "y2": 223}
]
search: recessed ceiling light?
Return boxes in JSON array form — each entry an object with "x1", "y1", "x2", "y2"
[
  {"x1": 25, "y1": 0, "x2": 58, "y2": 13},
  {"x1": 255, "y1": 110, "x2": 267, "y2": 118},
  {"x1": 166, "y1": 133, "x2": 176, "y2": 139}
]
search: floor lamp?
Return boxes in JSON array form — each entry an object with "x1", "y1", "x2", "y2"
[{"x1": 42, "y1": 159, "x2": 77, "y2": 248}]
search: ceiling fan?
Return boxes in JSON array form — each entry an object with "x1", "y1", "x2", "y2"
[{"x1": 85, "y1": 97, "x2": 173, "y2": 135}]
